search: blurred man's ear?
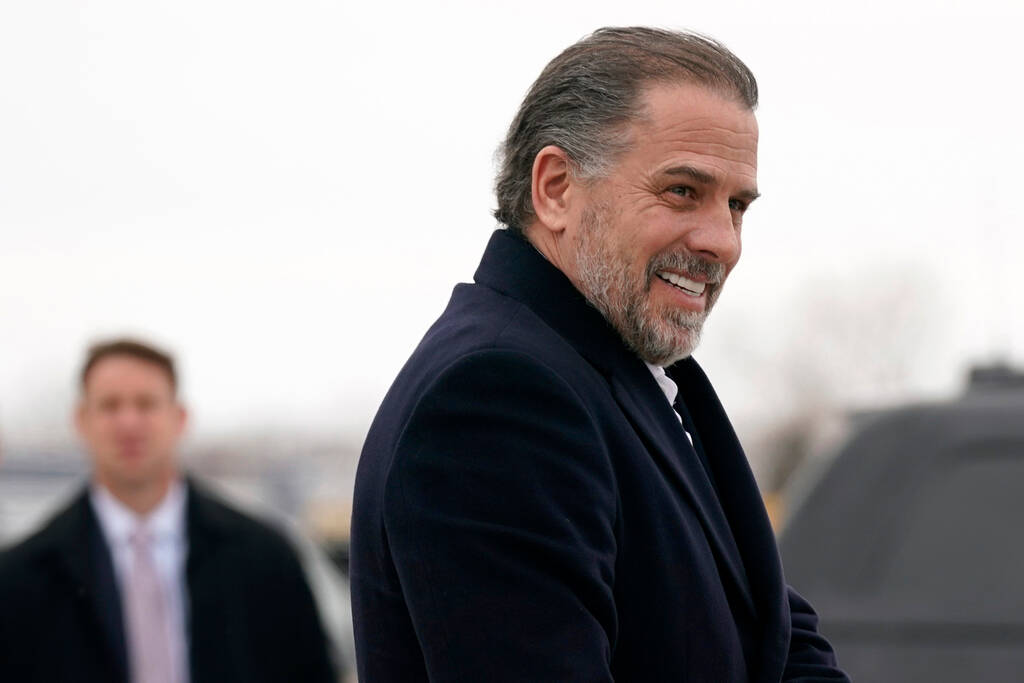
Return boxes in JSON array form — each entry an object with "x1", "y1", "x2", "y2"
[
  {"x1": 175, "y1": 403, "x2": 188, "y2": 436},
  {"x1": 529, "y1": 145, "x2": 577, "y2": 235},
  {"x1": 73, "y1": 400, "x2": 87, "y2": 436}
]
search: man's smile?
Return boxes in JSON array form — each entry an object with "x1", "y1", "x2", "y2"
[{"x1": 655, "y1": 269, "x2": 708, "y2": 296}]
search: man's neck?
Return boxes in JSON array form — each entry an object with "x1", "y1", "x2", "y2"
[
  {"x1": 96, "y1": 472, "x2": 178, "y2": 516},
  {"x1": 522, "y1": 225, "x2": 574, "y2": 281}
]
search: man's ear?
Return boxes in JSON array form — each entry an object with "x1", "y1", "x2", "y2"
[
  {"x1": 530, "y1": 145, "x2": 576, "y2": 234},
  {"x1": 175, "y1": 403, "x2": 188, "y2": 437},
  {"x1": 73, "y1": 400, "x2": 87, "y2": 437}
]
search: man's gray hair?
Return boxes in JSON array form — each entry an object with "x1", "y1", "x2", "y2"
[{"x1": 493, "y1": 27, "x2": 758, "y2": 234}]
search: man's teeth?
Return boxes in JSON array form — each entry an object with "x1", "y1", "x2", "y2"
[{"x1": 657, "y1": 271, "x2": 706, "y2": 295}]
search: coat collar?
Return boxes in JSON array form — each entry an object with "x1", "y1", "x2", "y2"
[
  {"x1": 51, "y1": 478, "x2": 238, "y2": 603},
  {"x1": 473, "y1": 229, "x2": 757, "y2": 617},
  {"x1": 183, "y1": 476, "x2": 236, "y2": 578},
  {"x1": 48, "y1": 488, "x2": 96, "y2": 589},
  {"x1": 472, "y1": 229, "x2": 633, "y2": 376}
]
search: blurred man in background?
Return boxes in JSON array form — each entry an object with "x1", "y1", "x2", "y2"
[
  {"x1": 351, "y1": 27, "x2": 848, "y2": 681},
  {"x1": 0, "y1": 339, "x2": 336, "y2": 682}
]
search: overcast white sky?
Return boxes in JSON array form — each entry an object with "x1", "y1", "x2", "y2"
[{"x1": 1, "y1": 0, "x2": 1022, "y2": 449}]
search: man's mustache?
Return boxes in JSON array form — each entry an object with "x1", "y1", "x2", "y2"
[{"x1": 646, "y1": 252, "x2": 725, "y2": 284}]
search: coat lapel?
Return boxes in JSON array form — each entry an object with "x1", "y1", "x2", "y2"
[
  {"x1": 184, "y1": 478, "x2": 249, "y2": 682},
  {"x1": 608, "y1": 359, "x2": 756, "y2": 619},
  {"x1": 51, "y1": 489, "x2": 129, "y2": 683},
  {"x1": 672, "y1": 359, "x2": 790, "y2": 680}
]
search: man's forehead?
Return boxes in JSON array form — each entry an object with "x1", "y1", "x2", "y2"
[
  {"x1": 636, "y1": 82, "x2": 758, "y2": 138},
  {"x1": 624, "y1": 82, "x2": 759, "y2": 182}
]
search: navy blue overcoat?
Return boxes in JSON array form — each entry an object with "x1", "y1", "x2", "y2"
[{"x1": 351, "y1": 230, "x2": 848, "y2": 682}]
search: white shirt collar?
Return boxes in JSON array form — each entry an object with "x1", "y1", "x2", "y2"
[
  {"x1": 644, "y1": 361, "x2": 694, "y2": 445},
  {"x1": 90, "y1": 478, "x2": 188, "y2": 546},
  {"x1": 644, "y1": 361, "x2": 679, "y2": 407}
]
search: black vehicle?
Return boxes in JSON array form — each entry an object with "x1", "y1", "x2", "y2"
[{"x1": 779, "y1": 365, "x2": 1024, "y2": 682}]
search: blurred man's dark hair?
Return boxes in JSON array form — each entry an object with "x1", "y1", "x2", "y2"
[{"x1": 80, "y1": 338, "x2": 177, "y2": 394}]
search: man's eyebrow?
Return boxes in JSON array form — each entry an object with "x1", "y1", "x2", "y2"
[
  {"x1": 662, "y1": 164, "x2": 761, "y2": 202},
  {"x1": 663, "y1": 164, "x2": 717, "y2": 185},
  {"x1": 736, "y1": 187, "x2": 761, "y2": 203}
]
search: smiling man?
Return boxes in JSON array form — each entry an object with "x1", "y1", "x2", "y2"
[{"x1": 351, "y1": 27, "x2": 849, "y2": 681}]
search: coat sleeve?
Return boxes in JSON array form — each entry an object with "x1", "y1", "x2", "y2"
[
  {"x1": 782, "y1": 586, "x2": 851, "y2": 681},
  {"x1": 383, "y1": 350, "x2": 618, "y2": 682}
]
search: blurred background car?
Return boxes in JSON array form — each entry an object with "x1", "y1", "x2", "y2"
[{"x1": 779, "y1": 364, "x2": 1024, "y2": 682}]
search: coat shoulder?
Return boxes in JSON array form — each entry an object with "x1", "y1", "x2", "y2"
[
  {"x1": 0, "y1": 493, "x2": 84, "y2": 581},
  {"x1": 0, "y1": 494, "x2": 92, "y2": 636},
  {"x1": 402, "y1": 283, "x2": 601, "y2": 404},
  {"x1": 187, "y1": 481, "x2": 304, "y2": 565}
]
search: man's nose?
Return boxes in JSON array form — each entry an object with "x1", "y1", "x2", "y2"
[
  {"x1": 113, "y1": 405, "x2": 145, "y2": 429},
  {"x1": 681, "y1": 203, "x2": 741, "y2": 264}
]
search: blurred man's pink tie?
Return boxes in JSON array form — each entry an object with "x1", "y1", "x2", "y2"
[{"x1": 125, "y1": 527, "x2": 174, "y2": 683}]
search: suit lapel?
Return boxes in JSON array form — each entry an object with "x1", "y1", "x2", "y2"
[
  {"x1": 51, "y1": 490, "x2": 129, "y2": 683},
  {"x1": 608, "y1": 360, "x2": 756, "y2": 618},
  {"x1": 88, "y1": 518, "x2": 128, "y2": 678},
  {"x1": 184, "y1": 478, "x2": 247, "y2": 682},
  {"x1": 672, "y1": 359, "x2": 789, "y2": 680}
]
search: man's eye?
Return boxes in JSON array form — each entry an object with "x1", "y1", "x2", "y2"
[
  {"x1": 668, "y1": 186, "x2": 695, "y2": 199},
  {"x1": 728, "y1": 198, "x2": 748, "y2": 212}
]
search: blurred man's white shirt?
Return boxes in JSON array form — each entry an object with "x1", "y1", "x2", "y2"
[
  {"x1": 91, "y1": 479, "x2": 190, "y2": 683},
  {"x1": 646, "y1": 361, "x2": 694, "y2": 446}
]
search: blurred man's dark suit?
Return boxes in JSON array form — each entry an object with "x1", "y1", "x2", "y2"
[
  {"x1": 351, "y1": 230, "x2": 847, "y2": 681},
  {"x1": 0, "y1": 478, "x2": 335, "y2": 683}
]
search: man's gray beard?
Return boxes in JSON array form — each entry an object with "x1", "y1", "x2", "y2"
[{"x1": 573, "y1": 205, "x2": 724, "y2": 366}]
